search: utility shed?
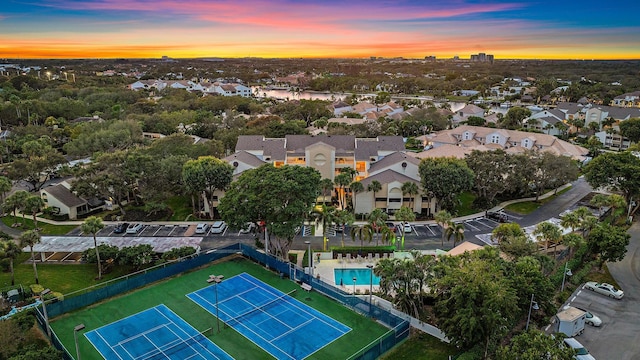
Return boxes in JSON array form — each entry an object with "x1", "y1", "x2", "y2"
[{"x1": 555, "y1": 306, "x2": 586, "y2": 337}]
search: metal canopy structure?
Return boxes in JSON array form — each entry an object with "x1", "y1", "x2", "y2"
[{"x1": 24, "y1": 236, "x2": 203, "y2": 262}]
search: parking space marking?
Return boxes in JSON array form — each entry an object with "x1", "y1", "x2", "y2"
[
  {"x1": 464, "y1": 221, "x2": 481, "y2": 231},
  {"x1": 425, "y1": 225, "x2": 436, "y2": 236}
]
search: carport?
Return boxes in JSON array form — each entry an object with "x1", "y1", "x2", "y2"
[{"x1": 23, "y1": 236, "x2": 203, "y2": 263}]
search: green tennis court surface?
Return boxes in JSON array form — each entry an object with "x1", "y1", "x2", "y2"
[{"x1": 51, "y1": 258, "x2": 390, "y2": 359}]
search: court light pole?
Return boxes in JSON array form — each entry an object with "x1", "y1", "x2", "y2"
[
  {"x1": 366, "y1": 264, "x2": 373, "y2": 307},
  {"x1": 525, "y1": 294, "x2": 539, "y2": 331},
  {"x1": 561, "y1": 263, "x2": 573, "y2": 292},
  {"x1": 41, "y1": 289, "x2": 51, "y2": 337},
  {"x1": 352, "y1": 277, "x2": 357, "y2": 295},
  {"x1": 74, "y1": 323, "x2": 85, "y2": 360},
  {"x1": 207, "y1": 275, "x2": 224, "y2": 333},
  {"x1": 305, "y1": 241, "x2": 312, "y2": 276}
]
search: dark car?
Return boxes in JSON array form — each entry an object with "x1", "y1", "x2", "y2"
[
  {"x1": 486, "y1": 211, "x2": 509, "y2": 223},
  {"x1": 114, "y1": 222, "x2": 129, "y2": 234}
]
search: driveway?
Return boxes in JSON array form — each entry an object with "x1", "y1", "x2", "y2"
[{"x1": 561, "y1": 222, "x2": 640, "y2": 360}]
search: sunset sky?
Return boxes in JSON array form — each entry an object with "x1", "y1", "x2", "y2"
[{"x1": 1, "y1": 0, "x2": 639, "y2": 59}]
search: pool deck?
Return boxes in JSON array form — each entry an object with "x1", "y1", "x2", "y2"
[{"x1": 314, "y1": 259, "x2": 380, "y2": 294}]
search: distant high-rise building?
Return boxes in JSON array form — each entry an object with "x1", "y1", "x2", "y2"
[
  {"x1": 470, "y1": 53, "x2": 493, "y2": 63},
  {"x1": 424, "y1": 55, "x2": 436, "y2": 62}
]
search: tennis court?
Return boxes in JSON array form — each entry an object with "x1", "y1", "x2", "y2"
[
  {"x1": 85, "y1": 304, "x2": 233, "y2": 360},
  {"x1": 187, "y1": 273, "x2": 351, "y2": 360}
]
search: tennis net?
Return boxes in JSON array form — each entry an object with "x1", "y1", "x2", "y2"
[
  {"x1": 134, "y1": 327, "x2": 212, "y2": 360},
  {"x1": 225, "y1": 289, "x2": 297, "y2": 326}
]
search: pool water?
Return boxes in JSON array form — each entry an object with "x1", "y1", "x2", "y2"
[{"x1": 334, "y1": 268, "x2": 380, "y2": 286}]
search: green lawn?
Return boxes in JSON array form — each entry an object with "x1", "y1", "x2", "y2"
[
  {"x1": 454, "y1": 192, "x2": 477, "y2": 216},
  {"x1": 0, "y1": 253, "x2": 132, "y2": 294},
  {"x1": 381, "y1": 331, "x2": 458, "y2": 360},
  {"x1": 1, "y1": 216, "x2": 78, "y2": 236},
  {"x1": 51, "y1": 258, "x2": 390, "y2": 360},
  {"x1": 167, "y1": 195, "x2": 193, "y2": 221}
]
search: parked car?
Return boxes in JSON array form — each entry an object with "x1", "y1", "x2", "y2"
[
  {"x1": 210, "y1": 221, "x2": 227, "y2": 234},
  {"x1": 563, "y1": 337, "x2": 596, "y2": 360},
  {"x1": 486, "y1": 211, "x2": 509, "y2": 223},
  {"x1": 239, "y1": 222, "x2": 256, "y2": 234},
  {"x1": 195, "y1": 223, "x2": 210, "y2": 234},
  {"x1": 584, "y1": 281, "x2": 624, "y2": 299},
  {"x1": 403, "y1": 222, "x2": 412, "y2": 233},
  {"x1": 114, "y1": 222, "x2": 129, "y2": 234},
  {"x1": 575, "y1": 307, "x2": 602, "y2": 327},
  {"x1": 126, "y1": 223, "x2": 143, "y2": 234}
]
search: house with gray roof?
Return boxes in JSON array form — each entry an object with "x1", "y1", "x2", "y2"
[{"x1": 40, "y1": 181, "x2": 105, "y2": 220}]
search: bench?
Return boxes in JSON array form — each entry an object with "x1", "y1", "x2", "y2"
[{"x1": 301, "y1": 283, "x2": 312, "y2": 292}]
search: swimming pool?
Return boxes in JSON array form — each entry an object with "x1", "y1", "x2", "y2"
[{"x1": 334, "y1": 268, "x2": 380, "y2": 286}]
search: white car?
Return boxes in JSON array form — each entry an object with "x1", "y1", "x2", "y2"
[
  {"x1": 403, "y1": 223, "x2": 412, "y2": 233},
  {"x1": 210, "y1": 221, "x2": 227, "y2": 234},
  {"x1": 239, "y1": 222, "x2": 256, "y2": 234},
  {"x1": 584, "y1": 281, "x2": 624, "y2": 299},
  {"x1": 563, "y1": 337, "x2": 596, "y2": 360},
  {"x1": 195, "y1": 223, "x2": 210, "y2": 234},
  {"x1": 126, "y1": 223, "x2": 143, "y2": 234},
  {"x1": 575, "y1": 307, "x2": 602, "y2": 327}
]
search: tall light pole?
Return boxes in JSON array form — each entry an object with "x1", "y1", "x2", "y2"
[
  {"x1": 525, "y1": 294, "x2": 539, "y2": 331},
  {"x1": 366, "y1": 264, "x2": 373, "y2": 307},
  {"x1": 41, "y1": 289, "x2": 51, "y2": 337},
  {"x1": 74, "y1": 324, "x2": 85, "y2": 360},
  {"x1": 305, "y1": 241, "x2": 312, "y2": 276},
  {"x1": 207, "y1": 275, "x2": 224, "y2": 333},
  {"x1": 561, "y1": 263, "x2": 573, "y2": 292},
  {"x1": 352, "y1": 277, "x2": 357, "y2": 295}
]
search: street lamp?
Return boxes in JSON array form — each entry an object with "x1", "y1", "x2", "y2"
[
  {"x1": 305, "y1": 241, "x2": 312, "y2": 276},
  {"x1": 366, "y1": 264, "x2": 373, "y2": 307},
  {"x1": 525, "y1": 294, "x2": 539, "y2": 331},
  {"x1": 561, "y1": 263, "x2": 573, "y2": 292},
  {"x1": 207, "y1": 275, "x2": 224, "y2": 333},
  {"x1": 41, "y1": 289, "x2": 51, "y2": 337},
  {"x1": 74, "y1": 324, "x2": 85, "y2": 360},
  {"x1": 352, "y1": 277, "x2": 357, "y2": 295}
]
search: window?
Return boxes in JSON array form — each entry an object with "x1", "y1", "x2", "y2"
[
  {"x1": 389, "y1": 198, "x2": 401, "y2": 203},
  {"x1": 313, "y1": 153, "x2": 326, "y2": 166},
  {"x1": 490, "y1": 134, "x2": 500, "y2": 144},
  {"x1": 375, "y1": 197, "x2": 386, "y2": 202}
]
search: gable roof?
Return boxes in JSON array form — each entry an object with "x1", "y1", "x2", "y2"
[
  {"x1": 224, "y1": 151, "x2": 266, "y2": 168},
  {"x1": 359, "y1": 169, "x2": 418, "y2": 187},
  {"x1": 368, "y1": 151, "x2": 421, "y2": 173},
  {"x1": 42, "y1": 184, "x2": 86, "y2": 208}
]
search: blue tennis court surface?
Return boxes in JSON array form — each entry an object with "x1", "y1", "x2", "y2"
[
  {"x1": 187, "y1": 273, "x2": 351, "y2": 360},
  {"x1": 85, "y1": 304, "x2": 233, "y2": 360}
]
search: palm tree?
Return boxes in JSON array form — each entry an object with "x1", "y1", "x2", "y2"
[
  {"x1": 373, "y1": 259, "x2": 395, "y2": 297},
  {"x1": 313, "y1": 204, "x2": 336, "y2": 251},
  {"x1": 4, "y1": 190, "x2": 29, "y2": 224},
  {"x1": 434, "y1": 210, "x2": 452, "y2": 247},
  {"x1": 19, "y1": 230, "x2": 41, "y2": 284},
  {"x1": 333, "y1": 210, "x2": 355, "y2": 247},
  {"x1": 401, "y1": 181, "x2": 419, "y2": 212},
  {"x1": 605, "y1": 194, "x2": 626, "y2": 223},
  {"x1": 1, "y1": 240, "x2": 21, "y2": 285},
  {"x1": 580, "y1": 215, "x2": 598, "y2": 237},
  {"x1": 562, "y1": 233, "x2": 584, "y2": 259},
  {"x1": 82, "y1": 216, "x2": 105, "y2": 279},
  {"x1": 0, "y1": 176, "x2": 11, "y2": 203},
  {"x1": 368, "y1": 208, "x2": 388, "y2": 245},
  {"x1": 379, "y1": 226, "x2": 397, "y2": 246},
  {"x1": 350, "y1": 181, "x2": 364, "y2": 215},
  {"x1": 533, "y1": 222, "x2": 562, "y2": 256},
  {"x1": 350, "y1": 224, "x2": 373, "y2": 248},
  {"x1": 560, "y1": 211, "x2": 580, "y2": 234},
  {"x1": 319, "y1": 178, "x2": 334, "y2": 204},
  {"x1": 393, "y1": 205, "x2": 416, "y2": 250},
  {"x1": 334, "y1": 173, "x2": 351, "y2": 210},
  {"x1": 445, "y1": 221, "x2": 465, "y2": 248},
  {"x1": 24, "y1": 195, "x2": 45, "y2": 230},
  {"x1": 367, "y1": 180, "x2": 382, "y2": 210}
]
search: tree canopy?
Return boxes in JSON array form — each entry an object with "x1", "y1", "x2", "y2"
[{"x1": 419, "y1": 157, "x2": 474, "y2": 211}]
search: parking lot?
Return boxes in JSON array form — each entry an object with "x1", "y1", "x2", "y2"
[
  {"x1": 555, "y1": 284, "x2": 640, "y2": 360},
  {"x1": 66, "y1": 222, "x2": 232, "y2": 238}
]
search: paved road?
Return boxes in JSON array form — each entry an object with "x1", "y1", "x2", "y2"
[
  {"x1": 586, "y1": 221, "x2": 640, "y2": 360},
  {"x1": 518, "y1": 177, "x2": 594, "y2": 227}
]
